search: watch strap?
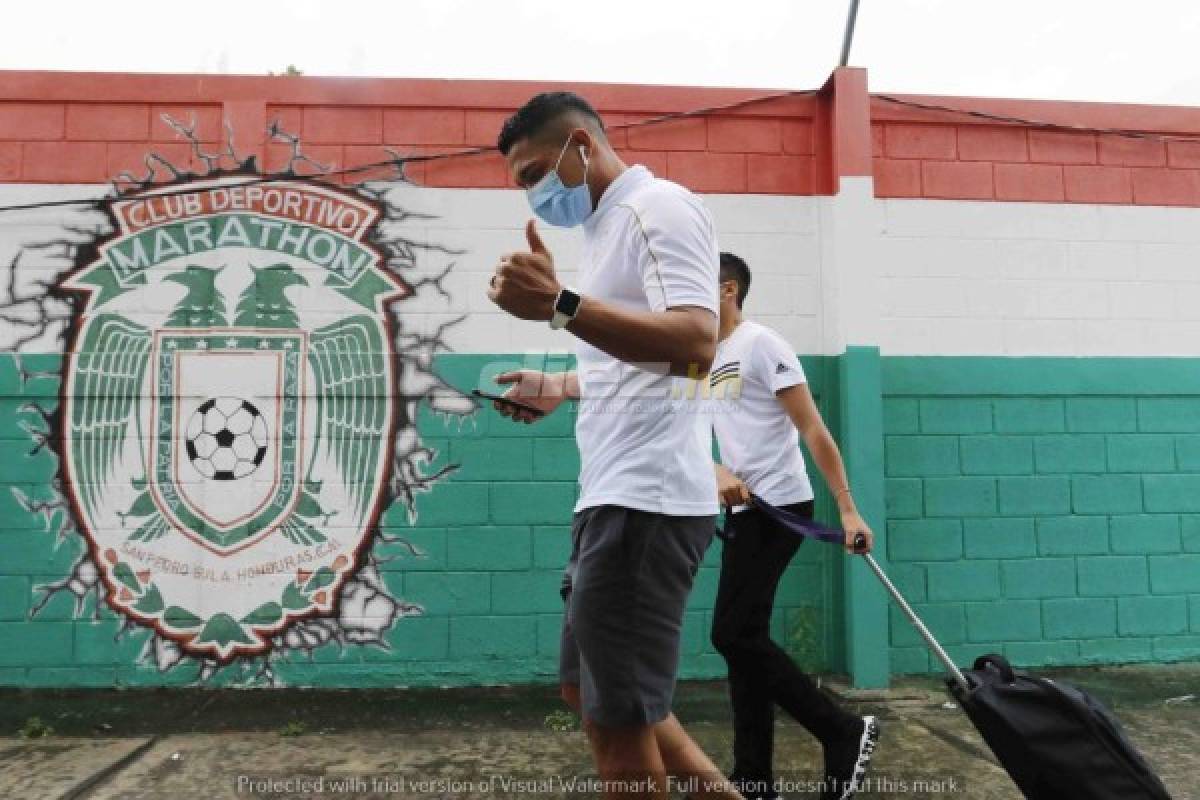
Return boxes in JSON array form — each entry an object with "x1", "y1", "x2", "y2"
[{"x1": 550, "y1": 286, "x2": 581, "y2": 329}]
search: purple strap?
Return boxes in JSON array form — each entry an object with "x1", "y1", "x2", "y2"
[{"x1": 720, "y1": 494, "x2": 847, "y2": 546}]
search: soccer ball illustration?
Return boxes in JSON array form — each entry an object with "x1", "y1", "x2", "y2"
[{"x1": 185, "y1": 397, "x2": 269, "y2": 481}]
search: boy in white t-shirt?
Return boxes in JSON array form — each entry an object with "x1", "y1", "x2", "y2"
[{"x1": 708, "y1": 252, "x2": 880, "y2": 800}]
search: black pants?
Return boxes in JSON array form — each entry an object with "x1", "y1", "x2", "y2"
[{"x1": 710, "y1": 500, "x2": 860, "y2": 792}]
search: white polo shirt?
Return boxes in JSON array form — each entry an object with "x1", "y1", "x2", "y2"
[
  {"x1": 574, "y1": 165, "x2": 719, "y2": 516},
  {"x1": 710, "y1": 319, "x2": 815, "y2": 511}
]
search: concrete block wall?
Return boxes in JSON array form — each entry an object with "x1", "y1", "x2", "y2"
[
  {"x1": 373, "y1": 354, "x2": 839, "y2": 686},
  {"x1": 0, "y1": 351, "x2": 840, "y2": 685},
  {"x1": 0, "y1": 72, "x2": 844, "y2": 688},
  {"x1": 0, "y1": 74, "x2": 817, "y2": 193},
  {"x1": 1, "y1": 68, "x2": 1199, "y2": 688},
  {"x1": 369, "y1": 186, "x2": 824, "y2": 355},
  {"x1": 877, "y1": 197, "x2": 1200, "y2": 357},
  {"x1": 882, "y1": 361, "x2": 1200, "y2": 675},
  {"x1": 259, "y1": 98, "x2": 816, "y2": 194},
  {"x1": 871, "y1": 95, "x2": 1200, "y2": 204}
]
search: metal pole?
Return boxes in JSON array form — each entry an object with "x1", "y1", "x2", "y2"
[
  {"x1": 839, "y1": 0, "x2": 862, "y2": 67},
  {"x1": 861, "y1": 552, "x2": 972, "y2": 692}
]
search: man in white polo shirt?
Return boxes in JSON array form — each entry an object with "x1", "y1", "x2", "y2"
[{"x1": 487, "y1": 92, "x2": 741, "y2": 799}]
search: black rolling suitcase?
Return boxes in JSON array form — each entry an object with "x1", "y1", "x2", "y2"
[
  {"x1": 742, "y1": 497, "x2": 1175, "y2": 799},
  {"x1": 862, "y1": 551, "x2": 1174, "y2": 800}
]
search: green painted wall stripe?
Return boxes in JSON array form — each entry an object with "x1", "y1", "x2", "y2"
[
  {"x1": 882, "y1": 355, "x2": 1200, "y2": 677},
  {"x1": 4, "y1": 349, "x2": 1198, "y2": 687},
  {"x1": 0, "y1": 351, "x2": 843, "y2": 687},
  {"x1": 884, "y1": 357, "x2": 1200, "y2": 396}
]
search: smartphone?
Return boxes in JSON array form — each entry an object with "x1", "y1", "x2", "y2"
[{"x1": 471, "y1": 389, "x2": 546, "y2": 419}]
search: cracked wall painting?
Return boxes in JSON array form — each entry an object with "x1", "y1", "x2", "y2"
[{"x1": 2, "y1": 118, "x2": 471, "y2": 683}]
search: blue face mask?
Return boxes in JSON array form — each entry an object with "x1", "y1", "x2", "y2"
[{"x1": 527, "y1": 135, "x2": 592, "y2": 227}]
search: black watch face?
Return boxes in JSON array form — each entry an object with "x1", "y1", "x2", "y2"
[{"x1": 557, "y1": 290, "x2": 581, "y2": 317}]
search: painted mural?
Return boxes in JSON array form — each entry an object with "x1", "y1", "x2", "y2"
[{"x1": 2, "y1": 116, "x2": 470, "y2": 683}]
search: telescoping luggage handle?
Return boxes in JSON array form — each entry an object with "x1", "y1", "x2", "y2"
[
  {"x1": 731, "y1": 495, "x2": 972, "y2": 693},
  {"x1": 860, "y1": 549, "x2": 972, "y2": 693}
]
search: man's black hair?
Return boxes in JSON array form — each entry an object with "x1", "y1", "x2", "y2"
[
  {"x1": 497, "y1": 92, "x2": 605, "y2": 155},
  {"x1": 719, "y1": 252, "x2": 751, "y2": 309}
]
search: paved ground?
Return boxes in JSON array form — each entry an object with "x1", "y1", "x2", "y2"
[{"x1": 0, "y1": 664, "x2": 1196, "y2": 799}]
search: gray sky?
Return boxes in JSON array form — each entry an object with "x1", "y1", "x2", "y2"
[{"x1": 6, "y1": 0, "x2": 1200, "y2": 106}]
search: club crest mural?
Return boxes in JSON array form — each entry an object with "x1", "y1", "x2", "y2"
[
  {"x1": 62, "y1": 177, "x2": 411, "y2": 661},
  {"x1": 2, "y1": 118, "x2": 471, "y2": 682}
]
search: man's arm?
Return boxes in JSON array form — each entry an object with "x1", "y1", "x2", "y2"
[
  {"x1": 492, "y1": 369, "x2": 579, "y2": 424},
  {"x1": 566, "y1": 301, "x2": 715, "y2": 376},
  {"x1": 776, "y1": 383, "x2": 875, "y2": 553},
  {"x1": 488, "y1": 220, "x2": 716, "y2": 376},
  {"x1": 563, "y1": 370, "x2": 580, "y2": 399}
]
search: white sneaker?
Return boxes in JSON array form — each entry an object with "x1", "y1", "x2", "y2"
[{"x1": 820, "y1": 715, "x2": 880, "y2": 800}]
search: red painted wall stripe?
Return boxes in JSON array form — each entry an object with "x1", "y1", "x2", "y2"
[
  {"x1": 0, "y1": 71, "x2": 816, "y2": 193},
  {"x1": 1, "y1": 70, "x2": 1200, "y2": 206},
  {"x1": 870, "y1": 95, "x2": 1200, "y2": 206}
]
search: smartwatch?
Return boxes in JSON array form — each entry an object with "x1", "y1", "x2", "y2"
[{"x1": 550, "y1": 286, "x2": 582, "y2": 330}]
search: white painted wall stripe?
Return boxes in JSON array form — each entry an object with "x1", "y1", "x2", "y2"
[
  {"x1": 5, "y1": 184, "x2": 1200, "y2": 358},
  {"x1": 879, "y1": 197, "x2": 1200, "y2": 356}
]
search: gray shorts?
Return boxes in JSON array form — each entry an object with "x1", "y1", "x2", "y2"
[{"x1": 559, "y1": 505, "x2": 716, "y2": 727}]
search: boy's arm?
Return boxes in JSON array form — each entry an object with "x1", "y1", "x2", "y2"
[
  {"x1": 776, "y1": 383, "x2": 875, "y2": 554},
  {"x1": 714, "y1": 461, "x2": 750, "y2": 507}
]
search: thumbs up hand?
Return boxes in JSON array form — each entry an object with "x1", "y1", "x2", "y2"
[
  {"x1": 524, "y1": 218, "x2": 550, "y2": 258},
  {"x1": 488, "y1": 219, "x2": 562, "y2": 321}
]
